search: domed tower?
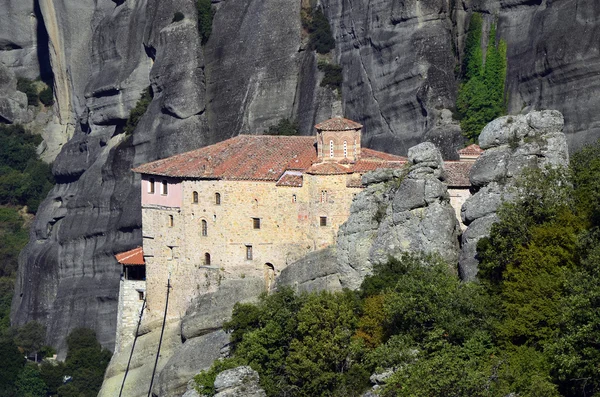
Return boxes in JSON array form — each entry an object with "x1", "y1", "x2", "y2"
[{"x1": 315, "y1": 117, "x2": 363, "y2": 163}]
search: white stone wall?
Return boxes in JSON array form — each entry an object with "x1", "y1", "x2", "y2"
[
  {"x1": 115, "y1": 279, "x2": 146, "y2": 353},
  {"x1": 448, "y1": 188, "x2": 471, "y2": 231}
]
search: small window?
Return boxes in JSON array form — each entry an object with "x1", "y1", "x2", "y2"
[
  {"x1": 215, "y1": 192, "x2": 221, "y2": 205},
  {"x1": 343, "y1": 141, "x2": 347, "y2": 158},
  {"x1": 292, "y1": 194, "x2": 297, "y2": 203},
  {"x1": 138, "y1": 291, "x2": 144, "y2": 301},
  {"x1": 205, "y1": 253, "x2": 211, "y2": 265},
  {"x1": 168, "y1": 215, "x2": 174, "y2": 227},
  {"x1": 320, "y1": 216, "x2": 327, "y2": 227},
  {"x1": 161, "y1": 180, "x2": 168, "y2": 195},
  {"x1": 321, "y1": 190, "x2": 327, "y2": 203},
  {"x1": 246, "y1": 245, "x2": 253, "y2": 260},
  {"x1": 148, "y1": 178, "x2": 155, "y2": 194},
  {"x1": 252, "y1": 218, "x2": 261, "y2": 229},
  {"x1": 329, "y1": 140, "x2": 334, "y2": 158},
  {"x1": 192, "y1": 191, "x2": 198, "y2": 203},
  {"x1": 201, "y1": 220, "x2": 208, "y2": 236}
]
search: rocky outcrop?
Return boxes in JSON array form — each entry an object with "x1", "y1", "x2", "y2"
[
  {"x1": 458, "y1": 110, "x2": 569, "y2": 281},
  {"x1": 0, "y1": 61, "x2": 30, "y2": 123},
  {"x1": 211, "y1": 366, "x2": 266, "y2": 397},
  {"x1": 336, "y1": 142, "x2": 460, "y2": 289}
]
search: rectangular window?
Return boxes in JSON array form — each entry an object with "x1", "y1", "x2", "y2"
[
  {"x1": 168, "y1": 215, "x2": 174, "y2": 227},
  {"x1": 246, "y1": 245, "x2": 253, "y2": 260},
  {"x1": 252, "y1": 218, "x2": 261, "y2": 229},
  {"x1": 161, "y1": 180, "x2": 168, "y2": 195},
  {"x1": 148, "y1": 178, "x2": 155, "y2": 194},
  {"x1": 138, "y1": 291, "x2": 144, "y2": 301},
  {"x1": 320, "y1": 216, "x2": 327, "y2": 227}
]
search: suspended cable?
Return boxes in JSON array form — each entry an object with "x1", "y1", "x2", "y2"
[
  {"x1": 147, "y1": 276, "x2": 171, "y2": 397},
  {"x1": 118, "y1": 297, "x2": 146, "y2": 397}
]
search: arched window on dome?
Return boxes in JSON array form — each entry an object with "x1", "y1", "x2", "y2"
[
  {"x1": 329, "y1": 140, "x2": 334, "y2": 158},
  {"x1": 343, "y1": 141, "x2": 347, "y2": 158}
]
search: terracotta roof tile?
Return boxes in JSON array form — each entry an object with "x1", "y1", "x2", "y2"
[
  {"x1": 444, "y1": 161, "x2": 473, "y2": 187},
  {"x1": 115, "y1": 247, "x2": 145, "y2": 265},
  {"x1": 458, "y1": 144, "x2": 484, "y2": 156},
  {"x1": 315, "y1": 117, "x2": 363, "y2": 131},
  {"x1": 133, "y1": 135, "x2": 317, "y2": 181}
]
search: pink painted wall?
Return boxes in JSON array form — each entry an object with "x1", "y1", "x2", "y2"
[{"x1": 141, "y1": 175, "x2": 183, "y2": 208}]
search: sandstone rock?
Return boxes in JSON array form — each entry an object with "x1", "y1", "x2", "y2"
[
  {"x1": 182, "y1": 279, "x2": 264, "y2": 341},
  {"x1": 213, "y1": 366, "x2": 266, "y2": 397},
  {"x1": 336, "y1": 142, "x2": 460, "y2": 288},
  {"x1": 274, "y1": 248, "x2": 343, "y2": 293},
  {"x1": 458, "y1": 110, "x2": 569, "y2": 280},
  {"x1": 154, "y1": 330, "x2": 230, "y2": 397}
]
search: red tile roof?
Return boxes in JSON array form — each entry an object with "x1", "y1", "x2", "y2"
[
  {"x1": 115, "y1": 247, "x2": 145, "y2": 266},
  {"x1": 458, "y1": 144, "x2": 483, "y2": 156},
  {"x1": 133, "y1": 135, "x2": 407, "y2": 180},
  {"x1": 444, "y1": 161, "x2": 474, "y2": 187},
  {"x1": 133, "y1": 135, "x2": 317, "y2": 181},
  {"x1": 315, "y1": 117, "x2": 363, "y2": 131}
]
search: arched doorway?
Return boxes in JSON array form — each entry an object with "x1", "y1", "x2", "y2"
[{"x1": 264, "y1": 263, "x2": 275, "y2": 290}]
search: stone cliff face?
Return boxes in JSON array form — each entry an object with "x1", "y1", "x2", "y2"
[
  {"x1": 5, "y1": 0, "x2": 600, "y2": 359},
  {"x1": 458, "y1": 110, "x2": 569, "y2": 280}
]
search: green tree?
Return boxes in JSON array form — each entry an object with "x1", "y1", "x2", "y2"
[
  {"x1": 307, "y1": 7, "x2": 335, "y2": 54},
  {"x1": 38, "y1": 86, "x2": 54, "y2": 107},
  {"x1": 16, "y1": 78, "x2": 38, "y2": 106},
  {"x1": 264, "y1": 118, "x2": 299, "y2": 136},
  {"x1": 457, "y1": 15, "x2": 507, "y2": 142},
  {"x1": 124, "y1": 87, "x2": 152, "y2": 136},
  {"x1": 15, "y1": 321, "x2": 46, "y2": 361},
  {"x1": 197, "y1": 0, "x2": 214, "y2": 44},
  {"x1": 0, "y1": 338, "x2": 25, "y2": 396},
  {"x1": 15, "y1": 363, "x2": 47, "y2": 397}
]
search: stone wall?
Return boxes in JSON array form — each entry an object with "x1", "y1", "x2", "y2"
[
  {"x1": 142, "y1": 174, "x2": 360, "y2": 321},
  {"x1": 115, "y1": 279, "x2": 145, "y2": 353}
]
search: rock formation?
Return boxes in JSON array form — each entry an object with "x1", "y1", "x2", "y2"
[
  {"x1": 211, "y1": 366, "x2": 266, "y2": 397},
  {"x1": 0, "y1": 62, "x2": 30, "y2": 124},
  {"x1": 458, "y1": 110, "x2": 569, "y2": 281}
]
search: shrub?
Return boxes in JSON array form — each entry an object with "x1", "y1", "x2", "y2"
[
  {"x1": 307, "y1": 7, "x2": 335, "y2": 54},
  {"x1": 38, "y1": 85, "x2": 54, "y2": 106},
  {"x1": 197, "y1": 0, "x2": 214, "y2": 44},
  {"x1": 124, "y1": 87, "x2": 152, "y2": 136},
  {"x1": 318, "y1": 62, "x2": 343, "y2": 91},
  {"x1": 16, "y1": 78, "x2": 38, "y2": 106},
  {"x1": 263, "y1": 118, "x2": 299, "y2": 136},
  {"x1": 172, "y1": 11, "x2": 184, "y2": 22}
]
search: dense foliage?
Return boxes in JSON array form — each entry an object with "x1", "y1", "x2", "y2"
[
  {"x1": 303, "y1": 7, "x2": 335, "y2": 54},
  {"x1": 16, "y1": 78, "x2": 38, "y2": 107},
  {"x1": 0, "y1": 327, "x2": 111, "y2": 397},
  {"x1": 0, "y1": 125, "x2": 54, "y2": 213},
  {"x1": 263, "y1": 118, "x2": 299, "y2": 136},
  {"x1": 457, "y1": 15, "x2": 507, "y2": 142},
  {"x1": 197, "y1": 0, "x2": 214, "y2": 45},
  {"x1": 196, "y1": 140, "x2": 600, "y2": 397},
  {"x1": 318, "y1": 61, "x2": 343, "y2": 92}
]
